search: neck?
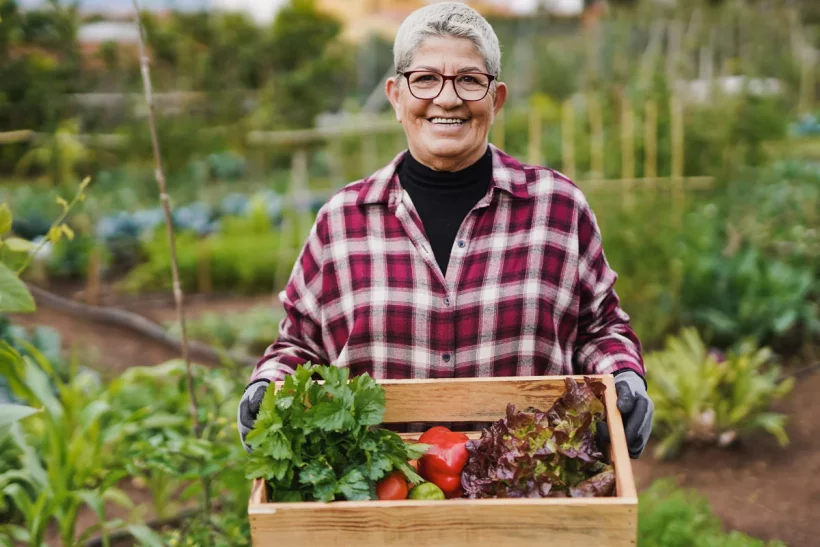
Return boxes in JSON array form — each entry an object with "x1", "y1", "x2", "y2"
[{"x1": 407, "y1": 142, "x2": 490, "y2": 172}]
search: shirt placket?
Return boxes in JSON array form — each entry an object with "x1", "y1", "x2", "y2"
[{"x1": 393, "y1": 190, "x2": 457, "y2": 376}]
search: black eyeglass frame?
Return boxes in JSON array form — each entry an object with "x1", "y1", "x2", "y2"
[{"x1": 399, "y1": 70, "x2": 497, "y2": 101}]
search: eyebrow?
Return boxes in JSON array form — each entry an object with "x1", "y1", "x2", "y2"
[{"x1": 411, "y1": 65, "x2": 486, "y2": 74}]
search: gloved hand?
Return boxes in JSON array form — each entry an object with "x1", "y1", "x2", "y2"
[
  {"x1": 595, "y1": 370, "x2": 653, "y2": 459},
  {"x1": 237, "y1": 379, "x2": 271, "y2": 452}
]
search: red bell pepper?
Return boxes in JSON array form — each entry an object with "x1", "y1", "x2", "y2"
[{"x1": 418, "y1": 426, "x2": 469, "y2": 498}]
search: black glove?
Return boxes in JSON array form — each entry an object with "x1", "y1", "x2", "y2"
[
  {"x1": 596, "y1": 370, "x2": 653, "y2": 459},
  {"x1": 237, "y1": 379, "x2": 271, "y2": 452}
]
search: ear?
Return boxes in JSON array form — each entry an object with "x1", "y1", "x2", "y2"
[
  {"x1": 492, "y1": 81, "x2": 508, "y2": 118},
  {"x1": 385, "y1": 76, "x2": 402, "y2": 123}
]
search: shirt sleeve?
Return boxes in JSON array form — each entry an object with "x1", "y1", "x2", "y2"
[
  {"x1": 572, "y1": 195, "x2": 646, "y2": 378},
  {"x1": 249, "y1": 209, "x2": 331, "y2": 383}
]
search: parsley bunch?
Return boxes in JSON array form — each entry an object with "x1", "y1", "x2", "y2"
[{"x1": 245, "y1": 364, "x2": 427, "y2": 502}]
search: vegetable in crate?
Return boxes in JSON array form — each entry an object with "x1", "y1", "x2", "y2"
[
  {"x1": 244, "y1": 364, "x2": 428, "y2": 502},
  {"x1": 408, "y1": 482, "x2": 446, "y2": 500},
  {"x1": 376, "y1": 470, "x2": 409, "y2": 500},
  {"x1": 461, "y1": 377, "x2": 615, "y2": 499},
  {"x1": 417, "y1": 426, "x2": 469, "y2": 498}
]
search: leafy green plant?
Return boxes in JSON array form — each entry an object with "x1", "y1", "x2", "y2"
[
  {"x1": 105, "y1": 360, "x2": 249, "y2": 526},
  {"x1": 639, "y1": 479, "x2": 787, "y2": 547},
  {"x1": 124, "y1": 206, "x2": 313, "y2": 294},
  {"x1": 245, "y1": 363, "x2": 427, "y2": 502},
  {"x1": 680, "y1": 245, "x2": 819, "y2": 353},
  {"x1": 645, "y1": 328, "x2": 794, "y2": 459},
  {"x1": 167, "y1": 305, "x2": 285, "y2": 356},
  {"x1": 728, "y1": 161, "x2": 820, "y2": 267},
  {"x1": 0, "y1": 342, "x2": 133, "y2": 546}
]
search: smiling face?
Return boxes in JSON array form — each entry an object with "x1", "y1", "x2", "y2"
[{"x1": 386, "y1": 35, "x2": 507, "y2": 172}]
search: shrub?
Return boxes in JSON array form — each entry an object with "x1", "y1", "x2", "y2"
[
  {"x1": 645, "y1": 328, "x2": 794, "y2": 459},
  {"x1": 639, "y1": 479, "x2": 787, "y2": 547}
]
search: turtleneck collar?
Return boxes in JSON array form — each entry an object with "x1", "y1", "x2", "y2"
[{"x1": 400, "y1": 146, "x2": 492, "y2": 191}]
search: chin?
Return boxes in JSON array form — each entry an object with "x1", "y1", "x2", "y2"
[{"x1": 424, "y1": 139, "x2": 470, "y2": 158}]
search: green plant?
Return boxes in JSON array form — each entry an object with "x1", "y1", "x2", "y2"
[
  {"x1": 680, "y1": 245, "x2": 819, "y2": 353},
  {"x1": 167, "y1": 305, "x2": 285, "y2": 356},
  {"x1": 124, "y1": 207, "x2": 314, "y2": 294},
  {"x1": 0, "y1": 342, "x2": 133, "y2": 546},
  {"x1": 645, "y1": 328, "x2": 794, "y2": 459},
  {"x1": 105, "y1": 360, "x2": 249, "y2": 526},
  {"x1": 15, "y1": 119, "x2": 98, "y2": 187},
  {"x1": 639, "y1": 479, "x2": 787, "y2": 547},
  {"x1": 245, "y1": 363, "x2": 426, "y2": 502}
]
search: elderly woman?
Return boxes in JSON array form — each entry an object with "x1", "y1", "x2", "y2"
[{"x1": 238, "y1": 2, "x2": 652, "y2": 459}]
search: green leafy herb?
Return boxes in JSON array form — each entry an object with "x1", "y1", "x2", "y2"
[{"x1": 245, "y1": 363, "x2": 428, "y2": 502}]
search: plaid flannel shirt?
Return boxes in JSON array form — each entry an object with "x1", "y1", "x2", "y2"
[{"x1": 249, "y1": 144, "x2": 644, "y2": 385}]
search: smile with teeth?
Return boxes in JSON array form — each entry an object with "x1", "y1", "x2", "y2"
[{"x1": 429, "y1": 117, "x2": 467, "y2": 125}]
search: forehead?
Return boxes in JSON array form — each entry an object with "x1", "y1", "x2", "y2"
[{"x1": 409, "y1": 36, "x2": 487, "y2": 72}]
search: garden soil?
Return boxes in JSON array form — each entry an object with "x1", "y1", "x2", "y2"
[{"x1": 14, "y1": 287, "x2": 820, "y2": 547}]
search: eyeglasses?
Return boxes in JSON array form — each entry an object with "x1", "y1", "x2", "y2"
[{"x1": 400, "y1": 70, "x2": 496, "y2": 101}]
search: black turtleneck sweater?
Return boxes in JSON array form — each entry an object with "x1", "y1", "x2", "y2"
[{"x1": 398, "y1": 148, "x2": 492, "y2": 276}]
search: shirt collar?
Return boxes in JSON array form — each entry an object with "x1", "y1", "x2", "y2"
[{"x1": 355, "y1": 144, "x2": 531, "y2": 206}]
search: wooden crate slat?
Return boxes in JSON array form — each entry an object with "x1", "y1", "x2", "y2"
[
  {"x1": 378, "y1": 375, "x2": 594, "y2": 424},
  {"x1": 249, "y1": 497, "x2": 636, "y2": 547}
]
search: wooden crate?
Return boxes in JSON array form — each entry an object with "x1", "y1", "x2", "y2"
[{"x1": 248, "y1": 375, "x2": 637, "y2": 547}]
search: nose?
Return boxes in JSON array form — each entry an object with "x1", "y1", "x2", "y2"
[{"x1": 433, "y1": 78, "x2": 463, "y2": 109}]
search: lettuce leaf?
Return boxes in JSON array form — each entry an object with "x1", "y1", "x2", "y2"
[{"x1": 462, "y1": 377, "x2": 614, "y2": 499}]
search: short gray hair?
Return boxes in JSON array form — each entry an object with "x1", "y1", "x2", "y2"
[{"x1": 393, "y1": 2, "x2": 502, "y2": 77}]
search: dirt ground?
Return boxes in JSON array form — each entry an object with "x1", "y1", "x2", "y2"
[{"x1": 12, "y1": 286, "x2": 820, "y2": 546}]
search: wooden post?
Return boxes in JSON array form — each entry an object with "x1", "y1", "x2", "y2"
[
  {"x1": 588, "y1": 93, "x2": 604, "y2": 180},
  {"x1": 671, "y1": 96, "x2": 684, "y2": 180},
  {"x1": 562, "y1": 99, "x2": 575, "y2": 180},
  {"x1": 670, "y1": 95, "x2": 685, "y2": 224},
  {"x1": 327, "y1": 137, "x2": 346, "y2": 190},
  {"x1": 491, "y1": 106, "x2": 505, "y2": 150},
  {"x1": 666, "y1": 20, "x2": 683, "y2": 86},
  {"x1": 281, "y1": 147, "x2": 310, "y2": 292},
  {"x1": 528, "y1": 102, "x2": 542, "y2": 166},
  {"x1": 620, "y1": 95, "x2": 635, "y2": 210},
  {"x1": 275, "y1": 208, "x2": 293, "y2": 292},
  {"x1": 639, "y1": 21, "x2": 666, "y2": 91},
  {"x1": 644, "y1": 100, "x2": 658, "y2": 179}
]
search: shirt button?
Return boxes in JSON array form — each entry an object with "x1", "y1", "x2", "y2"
[
  {"x1": 443, "y1": 353, "x2": 451, "y2": 363},
  {"x1": 457, "y1": 240, "x2": 466, "y2": 248},
  {"x1": 444, "y1": 296, "x2": 451, "y2": 306}
]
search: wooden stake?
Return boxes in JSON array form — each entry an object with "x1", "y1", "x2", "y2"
[
  {"x1": 561, "y1": 99, "x2": 575, "y2": 180},
  {"x1": 644, "y1": 100, "x2": 658, "y2": 179},
  {"x1": 671, "y1": 95, "x2": 684, "y2": 180},
  {"x1": 528, "y1": 103, "x2": 542, "y2": 166},
  {"x1": 131, "y1": 0, "x2": 210, "y2": 529},
  {"x1": 132, "y1": 0, "x2": 199, "y2": 434},
  {"x1": 588, "y1": 93, "x2": 604, "y2": 179},
  {"x1": 670, "y1": 95, "x2": 685, "y2": 223},
  {"x1": 620, "y1": 95, "x2": 635, "y2": 210}
]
